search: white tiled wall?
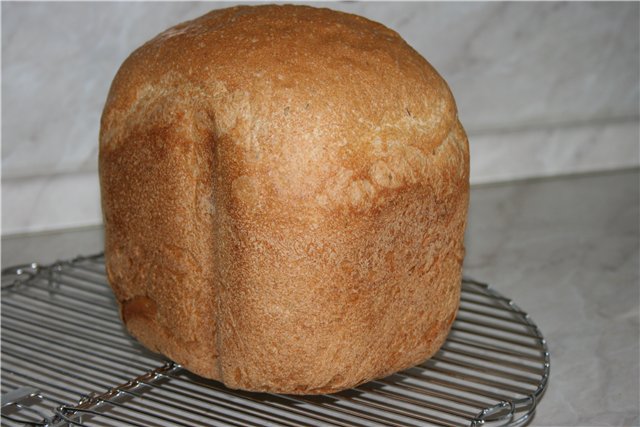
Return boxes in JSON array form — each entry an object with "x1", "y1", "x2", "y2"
[{"x1": 3, "y1": 2, "x2": 639, "y2": 235}]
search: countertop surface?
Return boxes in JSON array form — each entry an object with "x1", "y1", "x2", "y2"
[{"x1": 2, "y1": 169, "x2": 639, "y2": 426}]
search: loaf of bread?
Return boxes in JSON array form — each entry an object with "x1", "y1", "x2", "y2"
[{"x1": 99, "y1": 4, "x2": 469, "y2": 394}]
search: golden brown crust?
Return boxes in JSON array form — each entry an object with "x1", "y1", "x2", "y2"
[{"x1": 99, "y1": 4, "x2": 469, "y2": 394}]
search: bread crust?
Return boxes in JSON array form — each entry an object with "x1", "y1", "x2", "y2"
[{"x1": 99, "y1": 4, "x2": 469, "y2": 394}]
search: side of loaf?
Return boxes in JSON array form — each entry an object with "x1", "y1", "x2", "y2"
[{"x1": 99, "y1": 4, "x2": 469, "y2": 394}]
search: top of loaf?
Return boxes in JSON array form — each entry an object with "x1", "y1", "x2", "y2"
[{"x1": 100, "y1": 4, "x2": 459, "y2": 208}]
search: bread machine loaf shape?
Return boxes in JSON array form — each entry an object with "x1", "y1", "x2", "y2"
[{"x1": 99, "y1": 4, "x2": 469, "y2": 394}]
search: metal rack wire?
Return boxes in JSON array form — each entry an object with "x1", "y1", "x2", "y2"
[{"x1": 1, "y1": 254, "x2": 549, "y2": 427}]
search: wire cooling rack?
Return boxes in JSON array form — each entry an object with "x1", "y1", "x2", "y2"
[{"x1": 1, "y1": 254, "x2": 549, "y2": 427}]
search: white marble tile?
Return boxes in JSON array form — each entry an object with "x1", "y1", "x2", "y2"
[
  {"x1": 463, "y1": 170, "x2": 639, "y2": 426},
  {"x1": 1, "y1": 172, "x2": 101, "y2": 235},
  {"x1": 326, "y1": 2, "x2": 640, "y2": 126},
  {"x1": 1, "y1": 225, "x2": 104, "y2": 267},
  {"x1": 469, "y1": 119, "x2": 640, "y2": 184},
  {"x1": 1, "y1": 2, "x2": 220, "y2": 179},
  {"x1": 2, "y1": 2, "x2": 638, "y2": 178}
]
